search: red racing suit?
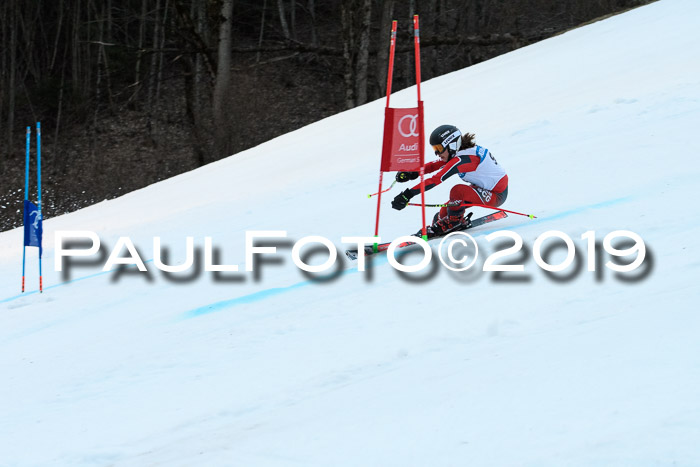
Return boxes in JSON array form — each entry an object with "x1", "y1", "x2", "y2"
[{"x1": 408, "y1": 145, "x2": 508, "y2": 220}]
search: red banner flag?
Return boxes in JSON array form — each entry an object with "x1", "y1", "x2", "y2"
[{"x1": 380, "y1": 102, "x2": 424, "y2": 173}]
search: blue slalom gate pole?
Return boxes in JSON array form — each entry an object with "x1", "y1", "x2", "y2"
[
  {"x1": 37, "y1": 122, "x2": 43, "y2": 292},
  {"x1": 22, "y1": 126, "x2": 30, "y2": 292}
]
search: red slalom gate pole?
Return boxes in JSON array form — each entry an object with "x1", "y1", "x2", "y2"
[
  {"x1": 385, "y1": 21, "x2": 397, "y2": 108},
  {"x1": 413, "y1": 15, "x2": 422, "y2": 102},
  {"x1": 374, "y1": 20, "x2": 398, "y2": 244},
  {"x1": 413, "y1": 15, "x2": 427, "y2": 240},
  {"x1": 373, "y1": 172, "x2": 385, "y2": 239},
  {"x1": 407, "y1": 202, "x2": 537, "y2": 219}
]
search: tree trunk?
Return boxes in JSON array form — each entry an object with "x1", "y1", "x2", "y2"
[
  {"x1": 308, "y1": 0, "x2": 318, "y2": 46},
  {"x1": 132, "y1": 0, "x2": 148, "y2": 103},
  {"x1": 289, "y1": 0, "x2": 296, "y2": 40},
  {"x1": 277, "y1": 0, "x2": 290, "y2": 39},
  {"x1": 341, "y1": 0, "x2": 355, "y2": 109},
  {"x1": 106, "y1": 0, "x2": 113, "y2": 42},
  {"x1": 91, "y1": 0, "x2": 103, "y2": 159},
  {"x1": 405, "y1": 0, "x2": 415, "y2": 89},
  {"x1": 428, "y1": 0, "x2": 439, "y2": 79},
  {"x1": 147, "y1": 0, "x2": 162, "y2": 143},
  {"x1": 194, "y1": 0, "x2": 206, "y2": 122},
  {"x1": 0, "y1": 1, "x2": 5, "y2": 160},
  {"x1": 54, "y1": 52, "x2": 67, "y2": 154},
  {"x1": 354, "y1": 0, "x2": 372, "y2": 106},
  {"x1": 156, "y1": 0, "x2": 170, "y2": 102},
  {"x1": 7, "y1": 0, "x2": 16, "y2": 154},
  {"x1": 375, "y1": 0, "x2": 394, "y2": 100},
  {"x1": 213, "y1": 0, "x2": 234, "y2": 159},
  {"x1": 50, "y1": 0, "x2": 65, "y2": 72},
  {"x1": 71, "y1": 0, "x2": 82, "y2": 94},
  {"x1": 257, "y1": 0, "x2": 267, "y2": 63},
  {"x1": 183, "y1": 59, "x2": 205, "y2": 168}
]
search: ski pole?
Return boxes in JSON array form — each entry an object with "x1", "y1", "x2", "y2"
[
  {"x1": 407, "y1": 202, "x2": 536, "y2": 219},
  {"x1": 368, "y1": 180, "x2": 396, "y2": 198}
]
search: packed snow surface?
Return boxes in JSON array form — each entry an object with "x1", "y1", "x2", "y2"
[{"x1": 1, "y1": 1, "x2": 699, "y2": 465}]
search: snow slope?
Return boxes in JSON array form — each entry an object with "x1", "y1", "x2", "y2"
[{"x1": 2, "y1": 0, "x2": 700, "y2": 465}]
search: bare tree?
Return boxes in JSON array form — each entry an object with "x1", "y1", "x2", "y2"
[
  {"x1": 148, "y1": 0, "x2": 163, "y2": 142},
  {"x1": 354, "y1": 0, "x2": 372, "y2": 106},
  {"x1": 375, "y1": 0, "x2": 395, "y2": 100},
  {"x1": 194, "y1": 0, "x2": 207, "y2": 120},
  {"x1": 340, "y1": 0, "x2": 355, "y2": 109},
  {"x1": 70, "y1": 0, "x2": 81, "y2": 94},
  {"x1": 92, "y1": 0, "x2": 105, "y2": 158},
  {"x1": 156, "y1": 0, "x2": 170, "y2": 102},
  {"x1": 289, "y1": 0, "x2": 296, "y2": 40},
  {"x1": 130, "y1": 0, "x2": 149, "y2": 105},
  {"x1": 277, "y1": 0, "x2": 290, "y2": 39},
  {"x1": 6, "y1": 0, "x2": 17, "y2": 155},
  {"x1": 308, "y1": 0, "x2": 318, "y2": 46},
  {"x1": 213, "y1": 0, "x2": 234, "y2": 158},
  {"x1": 257, "y1": 0, "x2": 267, "y2": 64},
  {"x1": 0, "y1": 1, "x2": 5, "y2": 160},
  {"x1": 49, "y1": 0, "x2": 66, "y2": 72}
]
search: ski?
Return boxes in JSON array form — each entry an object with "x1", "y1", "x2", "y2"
[{"x1": 345, "y1": 210, "x2": 508, "y2": 260}]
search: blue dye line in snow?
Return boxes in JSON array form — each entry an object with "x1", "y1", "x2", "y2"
[
  {"x1": 527, "y1": 195, "x2": 635, "y2": 224},
  {"x1": 182, "y1": 195, "x2": 637, "y2": 317},
  {"x1": 0, "y1": 270, "x2": 106, "y2": 304},
  {"x1": 184, "y1": 281, "x2": 311, "y2": 318},
  {"x1": 183, "y1": 258, "x2": 383, "y2": 318},
  {"x1": 0, "y1": 260, "x2": 154, "y2": 305}
]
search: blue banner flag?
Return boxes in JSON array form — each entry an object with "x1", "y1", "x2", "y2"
[{"x1": 23, "y1": 200, "x2": 43, "y2": 251}]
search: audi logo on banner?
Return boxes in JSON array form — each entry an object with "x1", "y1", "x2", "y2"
[
  {"x1": 397, "y1": 114, "x2": 419, "y2": 137},
  {"x1": 380, "y1": 105, "x2": 423, "y2": 172}
]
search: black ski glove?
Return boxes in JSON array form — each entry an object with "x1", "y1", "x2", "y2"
[
  {"x1": 396, "y1": 171, "x2": 419, "y2": 183},
  {"x1": 392, "y1": 188, "x2": 414, "y2": 211}
]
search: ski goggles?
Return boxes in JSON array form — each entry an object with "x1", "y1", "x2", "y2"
[
  {"x1": 433, "y1": 142, "x2": 457, "y2": 156},
  {"x1": 432, "y1": 143, "x2": 446, "y2": 155},
  {"x1": 433, "y1": 133, "x2": 461, "y2": 156}
]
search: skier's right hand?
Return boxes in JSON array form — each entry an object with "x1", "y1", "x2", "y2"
[
  {"x1": 396, "y1": 171, "x2": 419, "y2": 183},
  {"x1": 391, "y1": 189, "x2": 413, "y2": 210}
]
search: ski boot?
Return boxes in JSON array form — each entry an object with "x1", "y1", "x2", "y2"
[{"x1": 415, "y1": 212, "x2": 473, "y2": 239}]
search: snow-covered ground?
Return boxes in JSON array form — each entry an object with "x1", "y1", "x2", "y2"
[{"x1": 2, "y1": 0, "x2": 700, "y2": 465}]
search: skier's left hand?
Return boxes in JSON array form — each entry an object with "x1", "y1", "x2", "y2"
[
  {"x1": 391, "y1": 189, "x2": 413, "y2": 210},
  {"x1": 396, "y1": 171, "x2": 419, "y2": 183}
]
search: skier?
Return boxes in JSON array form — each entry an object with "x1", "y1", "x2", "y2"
[{"x1": 391, "y1": 124, "x2": 508, "y2": 238}]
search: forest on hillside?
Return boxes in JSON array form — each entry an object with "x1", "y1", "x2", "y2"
[{"x1": 0, "y1": 0, "x2": 653, "y2": 231}]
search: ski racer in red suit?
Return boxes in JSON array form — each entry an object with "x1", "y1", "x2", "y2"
[{"x1": 391, "y1": 124, "x2": 508, "y2": 238}]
